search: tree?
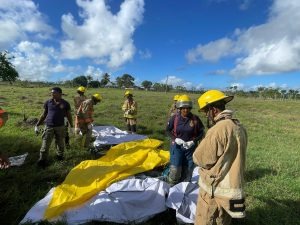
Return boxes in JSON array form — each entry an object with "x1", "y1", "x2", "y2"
[
  {"x1": 100, "y1": 73, "x2": 110, "y2": 87},
  {"x1": 175, "y1": 86, "x2": 186, "y2": 91},
  {"x1": 89, "y1": 80, "x2": 101, "y2": 88},
  {"x1": 141, "y1": 80, "x2": 152, "y2": 90},
  {"x1": 73, "y1": 75, "x2": 88, "y2": 87},
  {"x1": 86, "y1": 75, "x2": 93, "y2": 88},
  {"x1": 115, "y1": 74, "x2": 135, "y2": 88},
  {"x1": 0, "y1": 51, "x2": 19, "y2": 84}
]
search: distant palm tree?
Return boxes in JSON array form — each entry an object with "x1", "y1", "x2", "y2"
[{"x1": 86, "y1": 75, "x2": 93, "y2": 88}]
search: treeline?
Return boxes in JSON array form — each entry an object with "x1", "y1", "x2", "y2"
[
  {"x1": 1, "y1": 49, "x2": 299, "y2": 100},
  {"x1": 2, "y1": 77, "x2": 300, "y2": 100}
]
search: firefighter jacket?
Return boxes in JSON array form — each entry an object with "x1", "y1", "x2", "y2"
[
  {"x1": 122, "y1": 99, "x2": 137, "y2": 119},
  {"x1": 74, "y1": 95, "x2": 87, "y2": 113},
  {"x1": 168, "y1": 103, "x2": 178, "y2": 118},
  {"x1": 0, "y1": 107, "x2": 8, "y2": 128},
  {"x1": 76, "y1": 99, "x2": 94, "y2": 124},
  {"x1": 193, "y1": 110, "x2": 248, "y2": 218}
]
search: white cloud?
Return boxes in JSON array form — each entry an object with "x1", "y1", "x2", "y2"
[
  {"x1": 60, "y1": 0, "x2": 145, "y2": 69},
  {"x1": 11, "y1": 41, "x2": 65, "y2": 81},
  {"x1": 138, "y1": 49, "x2": 152, "y2": 59},
  {"x1": 0, "y1": 0, "x2": 55, "y2": 49},
  {"x1": 161, "y1": 75, "x2": 202, "y2": 90},
  {"x1": 186, "y1": 0, "x2": 300, "y2": 77},
  {"x1": 229, "y1": 82, "x2": 244, "y2": 90},
  {"x1": 186, "y1": 38, "x2": 234, "y2": 63},
  {"x1": 239, "y1": 0, "x2": 251, "y2": 10},
  {"x1": 84, "y1": 65, "x2": 104, "y2": 80}
]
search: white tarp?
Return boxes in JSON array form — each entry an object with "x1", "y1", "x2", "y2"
[
  {"x1": 92, "y1": 126, "x2": 147, "y2": 147},
  {"x1": 20, "y1": 177, "x2": 170, "y2": 225},
  {"x1": 166, "y1": 182, "x2": 199, "y2": 224},
  {"x1": 9, "y1": 152, "x2": 28, "y2": 167},
  {"x1": 21, "y1": 161, "x2": 200, "y2": 225}
]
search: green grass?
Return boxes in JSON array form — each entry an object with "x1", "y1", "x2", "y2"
[{"x1": 0, "y1": 85, "x2": 299, "y2": 225}]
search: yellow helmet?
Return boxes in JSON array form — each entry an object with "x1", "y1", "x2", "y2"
[
  {"x1": 77, "y1": 86, "x2": 86, "y2": 92},
  {"x1": 124, "y1": 90, "x2": 133, "y2": 97},
  {"x1": 93, "y1": 93, "x2": 102, "y2": 101},
  {"x1": 176, "y1": 94, "x2": 193, "y2": 108},
  {"x1": 173, "y1": 94, "x2": 180, "y2": 101},
  {"x1": 198, "y1": 90, "x2": 233, "y2": 110}
]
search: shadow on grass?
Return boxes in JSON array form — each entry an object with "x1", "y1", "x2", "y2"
[
  {"x1": 0, "y1": 134, "x2": 89, "y2": 225},
  {"x1": 138, "y1": 125, "x2": 153, "y2": 135},
  {"x1": 245, "y1": 168, "x2": 277, "y2": 182},
  {"x1": 245, "y1": 198, "x2": 300, "y2": 225}
]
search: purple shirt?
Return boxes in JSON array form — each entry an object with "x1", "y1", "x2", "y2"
[
  {"x1": 166, "y1": 113, "x2": 204, "y2": 142},
  {"x1": 44, "y1": 99, "x2": 71, "y2": 127}
]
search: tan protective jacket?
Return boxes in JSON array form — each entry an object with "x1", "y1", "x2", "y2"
[
  {"x1": 193, "y1": 110, "x2": 247, "y2": 218},
  {"x1": 122, "y1": 99, "x2": 137, "y2": 119},
  {"x1": 76, "y1": 99, "x2": 94, "y2": 124},
  {"x1": 74, "y1": 95, "x2": 87, "y2": 113}
]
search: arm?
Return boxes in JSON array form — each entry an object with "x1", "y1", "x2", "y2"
[
  {"x1": 36, "y1": 108, "x2": 47, "y2": 126},
  {"x1": 193, "y1": 132, "x2": 221, "y2": 169},
  {"x1": 122, "y1": 100, "x2": 128, "y2": 112},
  {"x1": 66, "y1": 110, "x2": 73, "y2": 127},
  {"x1": 0, "y1": 154, "x2": 10, "y2": 169},
  {"x1": 166, "y1": 115, "x2": 175, "y2": 139},
  {"x1": 129, "y1": 101, "x2": 137, "y2": 114},
  {"x1": 36, "y1": 101, "x2": 48, "y2": 126}
]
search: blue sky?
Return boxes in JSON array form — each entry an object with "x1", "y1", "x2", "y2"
[{"x1": 1, "y1": 0, "x2": 300, "y2": 91}]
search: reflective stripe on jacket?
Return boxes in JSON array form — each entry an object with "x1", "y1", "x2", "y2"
[
  {"x1": 76, "y1": 99, "x2": 94, "y2": 124},
  {"x1": 122, "y1": 99, "x2": 137, "y2": 119}
]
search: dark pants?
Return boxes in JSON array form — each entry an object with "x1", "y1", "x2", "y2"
[{"x1": 168, "y1": 142, "x2": 195, "y2": 185}]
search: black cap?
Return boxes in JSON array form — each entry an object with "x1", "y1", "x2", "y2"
[{"x1": 51, "y1": 87, "x2": 62, "y2": 94}]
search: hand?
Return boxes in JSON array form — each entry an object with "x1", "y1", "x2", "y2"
[
  {"x1": 183, "y1": 141, "x2": 195, "y2": 149},
  {"x1": 74, "y1": 128, "x2": 80, "y2": 135},
  {"x1": 34, "y1": 126, "x2": 39, "y2": 135},
  {"x1": 174, "y1": 138, "x2": 185, "y2": 145},
  {"x1": 87, "y1": 124, "x2": 93, "y2": 130},
  {"x1": 0, "y1": 155, "x2": 10, "y2": 169}
]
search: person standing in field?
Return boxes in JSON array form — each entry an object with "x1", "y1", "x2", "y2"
[
  {"x1": 75, "y1": 93, "x2": 102, "y2": 148},
  {"x1": 35, "y1": 87, "x2": 73, "y2": 167},
  {"x1": 166, "y1": 94, "x2": 205, "y2": 185},
  {"x1": 168, "y1": 94, "x2": 180, "y2": 117},
  {"x1": 0, "y1": 100, "x2": 10, "y2": 169},
  {"x1": 74, "y1": 86, "x2": 87, "y2": 135},
  {"x1": 122, "y1": 90, "x2": 138, "y2": 134},
  {"x1": 193, "y1": 90, "x2": 247, "y2": 225}
]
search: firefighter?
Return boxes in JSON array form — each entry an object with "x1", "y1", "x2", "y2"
[
  {"x1": 74, "y1": 86, "x2": 87, "y2": 135},
  {"x1": 193, "y1": 90, "x2": 248, "y2": 225},
  {"x1": 166, "y1": 94, "x2": 205, "y2": 185},
  {"x1": 122, "y1": 90, "x2": 138, "y2": 134},
  {"x1": 35, "y1": 87, "x2": 73, "y2": 167},
  {"x1": 0, "y1": 104, "x2": 10, "y2": 169},
  {"x1": 75, "y1": 93, "x2": 102, "y2": 148},
  {"x1": 169, "y1": 94, "x2": 180, "y2": 117}
]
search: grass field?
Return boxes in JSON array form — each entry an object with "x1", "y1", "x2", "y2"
[{"x1": 0, "y1": 85, "x2": 299, "y2": 225}]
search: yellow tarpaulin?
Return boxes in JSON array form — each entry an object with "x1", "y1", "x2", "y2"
[{"x1": 44, "y1": 138, "x2": 170, "y2": 219}]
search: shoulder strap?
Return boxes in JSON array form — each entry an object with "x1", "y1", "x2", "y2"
[{"x1": 173, "y1": 114, "x2": 179, "y2": 137}]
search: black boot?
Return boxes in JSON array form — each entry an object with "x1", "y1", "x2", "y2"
[
  {"x1": 65, "y1": 134, "x2": 70, "y2": 149},
  {"x1": 131, "y1": 125, "x2": 137, "y2": 133},
  {"x1": 37, "y1": 159, "x2": 47, "y2": 168},
  {"x1": 127, "y1": 124, "x2": 132, "y2": 133}
]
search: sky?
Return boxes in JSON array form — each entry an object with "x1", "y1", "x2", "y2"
[{"x1": 1, "y1": 0, "x2": 300, "y2": 91}]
